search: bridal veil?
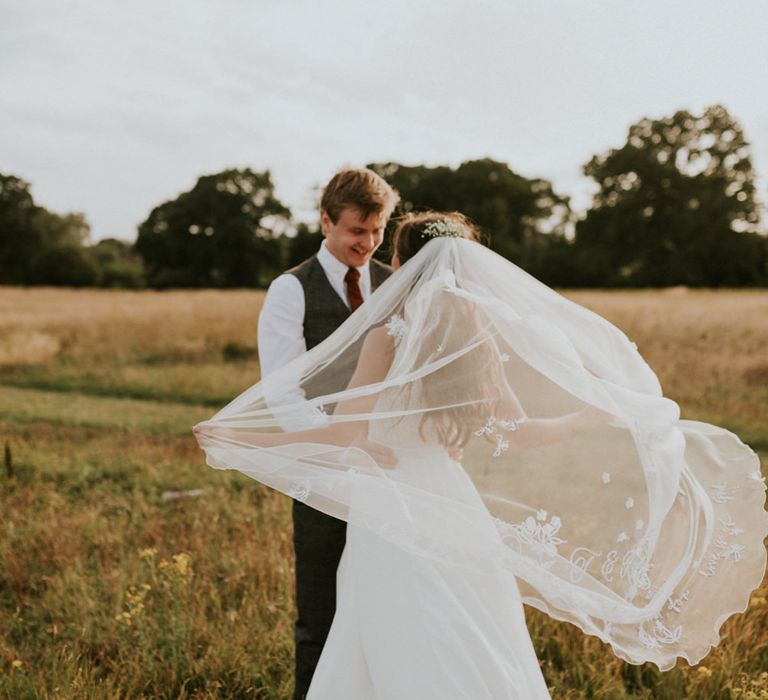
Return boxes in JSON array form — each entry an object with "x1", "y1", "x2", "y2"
[{"x1": 194, "y1": 236, "x2": 767, "y2": 671}]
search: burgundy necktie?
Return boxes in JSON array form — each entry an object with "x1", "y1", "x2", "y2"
[{"x1": 344, "y1": 267, "x2": 364, "y2": 311}]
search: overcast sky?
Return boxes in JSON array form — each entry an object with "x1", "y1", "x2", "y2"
[{"x1": 2, "y1": 0, "x2": 767, "y2": 241}]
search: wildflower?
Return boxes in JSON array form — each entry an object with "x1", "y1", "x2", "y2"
[
  {"x1": 12, "y1": 659, "x2": 22, "y2": 669},
  {"x1": 139, "y1": 547, "x2": 157, "y2": 559},
  {"x1": 159, "y1": 552, "x2": 193, "y2": 580},
  {"x1": 172, "y1": 552, "x2": 191, "y2": 576},
  {"x1": 115, "y1": 611, "x2": 133, "y2": 626},
  {"x1": 731, "y1": 671, "x2": 768, "y2": 697},
  {"x1": 115, "y1": 582, "x2": 152, "y2": 626},
  {"x1": 697, "y1": 666, "x2": 713, "y2": 677}
]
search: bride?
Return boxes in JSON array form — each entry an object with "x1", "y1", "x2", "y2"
[{"x1": 194, "y1": 212, "x2": 767, "y2": 699}]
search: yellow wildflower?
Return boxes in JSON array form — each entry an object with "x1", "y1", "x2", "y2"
[
  {"x1": 118, "y1": 584, "x2": 150, "y2": 621},
  {"x1": 159, "y1": 552, "x2": 193, "y2": 580},
  {"x1": 172, "y1": 552, "x2": 191, "y2": 576},
  {"x1": 115, "y1": 610, "x2": 134, "y2": 626},
  {"x1": 697, "y1": 666, "x2": 713, "y2": 678},
  {"x1": 12, "y1": 659, "x2": 22, "y2": 669}
]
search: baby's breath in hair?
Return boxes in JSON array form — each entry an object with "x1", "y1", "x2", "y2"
[
  {"x1": 421, "y1": 219, "x2": 467, "y2": 239},
  {"x1": 392, "y1": 211, "x2": 482, "y2": 267}
]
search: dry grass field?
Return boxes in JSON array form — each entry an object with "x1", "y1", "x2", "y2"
[{"x1": 0, "y1": 286, "x2": 766, "y2": 699}]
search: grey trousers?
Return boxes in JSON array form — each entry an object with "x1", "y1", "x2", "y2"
[{"x1": 291, "y1": 499, "x2": 347, "y2": 700}]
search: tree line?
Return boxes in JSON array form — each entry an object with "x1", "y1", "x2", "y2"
[{"x1": 2, "y1": 104, "x2": 766, "y2": 289}]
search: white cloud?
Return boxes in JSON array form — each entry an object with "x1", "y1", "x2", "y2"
[{"x1": 1, "y1": 0, "x2": 767, "y2": 239}]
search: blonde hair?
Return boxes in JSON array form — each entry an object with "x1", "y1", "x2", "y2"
[{"x1": 320, "y1": 168, "x2": 400, "y2": 223}]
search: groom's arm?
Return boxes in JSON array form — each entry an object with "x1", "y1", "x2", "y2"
[
  {"x1": 257, "y1": 274, "x2": 306, "y2": 379},
  {"x1": 195, "y1": 326, "x2": 397, "y2": 466}
]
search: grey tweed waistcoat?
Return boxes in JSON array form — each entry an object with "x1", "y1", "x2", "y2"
[
  {"x1": 288, "y1": 255, "x2": 392, "y2": 350},
  {"x1": 287, "y1": 255, "x2": 392, "y2": 400}
]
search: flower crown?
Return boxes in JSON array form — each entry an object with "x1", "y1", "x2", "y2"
[{"x1": 421, "y1": 219, "x2": 466, "y2": 239}]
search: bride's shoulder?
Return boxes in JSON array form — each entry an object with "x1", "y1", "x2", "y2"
[{"x1": 348, "y1": 325, "x2": 395, "y2": 384}]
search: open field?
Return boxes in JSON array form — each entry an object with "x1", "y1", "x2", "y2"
[{"x1": 1, "y1": 286, "x2": 767, "y2": 699}]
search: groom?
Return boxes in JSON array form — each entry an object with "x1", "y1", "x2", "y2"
[{"x1": 257, "y1": 167, "x2": 399, "y2": 699}]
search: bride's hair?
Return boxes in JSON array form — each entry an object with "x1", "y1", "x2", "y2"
[
  {"x1": 389, "y1": 212, "x2": 506, "y2": 450},
  {"x1": 390, "y1": 211, "x2": 485, "y2": 264}
]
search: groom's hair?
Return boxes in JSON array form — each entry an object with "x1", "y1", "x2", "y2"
[{"x1": 320, "y1": 168, "x2": 399, "y2": 224}]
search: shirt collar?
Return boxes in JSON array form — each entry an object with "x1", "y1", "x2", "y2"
[{"x1": 318, "y1": 239, "x2": 370, "y2": 279}]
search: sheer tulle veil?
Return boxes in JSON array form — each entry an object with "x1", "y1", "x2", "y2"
[{"x1": 194, "y1": 235, "x2": 768, "y2": 671}]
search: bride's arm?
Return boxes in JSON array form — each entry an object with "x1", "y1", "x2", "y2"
[
  {"x1": 497, "y1": 409, "x2": 606, "y2": 449},
  {"x1": 194, "y1": 327, "x2": 396, "y2": 462},
  {"x1": 490, "y1": 360, "x2": 609, "y2": 450}
]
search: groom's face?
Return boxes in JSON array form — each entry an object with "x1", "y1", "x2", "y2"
[{"x1": 321, "y1": 207, "x2": 386, "y2": 268}]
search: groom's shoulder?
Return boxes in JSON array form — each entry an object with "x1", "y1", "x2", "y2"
[
  {"x1": 370, "y1": 258, "x2": 392, "y2": 272},
  {"x1": 262, "y1": 256, "x2": 317, "y2": 302},
  {"x1": 370, "y1": 257, "x2": 393, "y2": 282},
  {"x1": 284, "y1": 255, "x2": 320, "y2": 282}
]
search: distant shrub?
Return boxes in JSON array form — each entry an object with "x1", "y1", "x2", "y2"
[
  {"x1": 29, "y1": 245, "x2": 101, "y2": 286},
  {"x1": 89, "y1": 238, "x2": 146, "y2": 288},
  {"x1": 99, "y1": 261, "x2": 145, "y2": 289},
  {"x1": 222, "y1": 342, "x2": 258, "y2": 362}
]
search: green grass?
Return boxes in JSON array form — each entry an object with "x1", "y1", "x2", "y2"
[
  {"x1": 1, "y1": 287, "x2": 767, "y2": 699},
  {"x1": 0, "y1": 360, "x2": 260, "y2": 407},
  {"x1": 1, "y1": 418, "x2": 295, "y2": 699},
  {"x1": 0, "y1": 386, "x2": 211, "y2": 434}
]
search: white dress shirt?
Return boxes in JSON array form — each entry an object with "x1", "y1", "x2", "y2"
[{"x1": 257, "y1": 239, "x2": 373, "y2": 378}]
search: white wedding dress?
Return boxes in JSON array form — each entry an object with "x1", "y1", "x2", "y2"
[
  {"x1": 308, "y1": 525, "x2": 550, "y2": 699},
  {"x1": 307, "y1": 412, "x2": 551, "y2": 698}
]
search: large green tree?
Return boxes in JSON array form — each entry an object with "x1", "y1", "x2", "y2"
[
  {"x1": 29, "y1": 245, "x2": 101, "y2": 286},
  {"x1": 283, "y1": 222, "x2": 323, "y2": 270},
  {"x1": 135, "y1": 169, "x2": 291, "y2": 288},
  {"x1": 575, "y1": 104, "x2": 767, "y2": 287},
  {"x1": 367, "y1": 159, "x2": 572, "y2": 278},
  {"x1": 0, "y1": 173, "x2": 94, "y2": 284},
  {"x1": 1, "y1": 174, "x2": 40, "y2": 283}
]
